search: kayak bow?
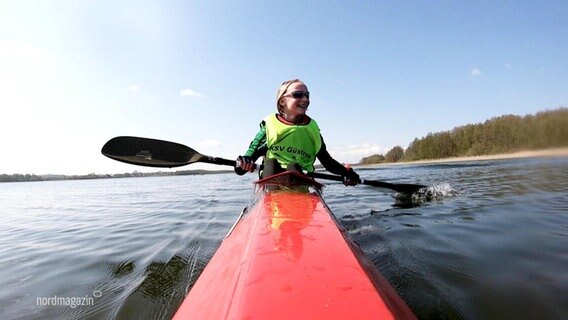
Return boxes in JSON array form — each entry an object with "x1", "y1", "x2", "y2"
[{"x1": 173, "y1": 171, "x2": 416, "y2": 319}]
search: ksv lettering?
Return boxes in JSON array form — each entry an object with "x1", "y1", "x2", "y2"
[{"x1": 269, "y1": 145, "x2": 310, "y2": 158}]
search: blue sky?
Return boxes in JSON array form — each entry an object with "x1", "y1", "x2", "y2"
[{"x1": 1, "y1": 0, "x2": 566, "y2": 175}]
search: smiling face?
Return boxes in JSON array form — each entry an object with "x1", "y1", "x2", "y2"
[{"x1": 278, "y1": 81, "x2": 310, "y2": 123}]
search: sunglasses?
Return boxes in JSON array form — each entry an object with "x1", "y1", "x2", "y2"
[{"x1": 288, "y1": 91, "x2": 310, "y2": 99}]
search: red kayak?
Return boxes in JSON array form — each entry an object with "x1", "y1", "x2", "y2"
[{"x1": 173, "y1": 171, "x2": 416, "y2": 319}]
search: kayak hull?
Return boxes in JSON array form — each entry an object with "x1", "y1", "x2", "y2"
[{"x1": 173, "y1": 171, "x2": 415, "y2": 319}]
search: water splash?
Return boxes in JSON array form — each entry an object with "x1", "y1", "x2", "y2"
[
  {"x1": 393, "y1": 183, "x2": 460, "y2": 206},
  {"x1": 419, "y1": 183, "x2": 460, "y2": 198}
]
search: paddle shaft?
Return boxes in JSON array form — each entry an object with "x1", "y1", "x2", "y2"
[
  {"x1": 236, "y1": 159, "x2": 426, "y2": 193},
  {"x1": 102, "y1": 136, "x2": 426, "y2": 193}
]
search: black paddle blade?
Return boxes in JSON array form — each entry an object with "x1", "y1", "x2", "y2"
[{"x1": 101, "y1": 136, "x2": 203, "y2": 168}]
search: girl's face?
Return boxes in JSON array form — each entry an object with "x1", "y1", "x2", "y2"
[{"x1": 280, "y1": 82, "x2": 310, "y2": 122}]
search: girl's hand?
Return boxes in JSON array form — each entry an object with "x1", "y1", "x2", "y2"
[
  {"x1": 234, "y1": 156, "x2": 255, "y2": 175},
  {"x1": 343, "y1": 165, "x2": 360, "y2": 186}
]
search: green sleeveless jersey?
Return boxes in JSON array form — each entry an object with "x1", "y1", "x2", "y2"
[{"x1": 264, "y1": 114, "x2": 322, "y2": 172}]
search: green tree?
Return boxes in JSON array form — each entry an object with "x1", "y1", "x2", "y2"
[
  {"x1": 385, "y1": 146, "x2": 404, "y2": 162},
  {"x1": 360, "y1": 154, "x2": 385, "y2": 164},
  {"x1": 360, "y1": 107, "x2": 568, "y2": 163}
]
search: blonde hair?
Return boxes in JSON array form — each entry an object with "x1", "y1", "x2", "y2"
[{"x1": 276, "y1": 79, "x2": 305, "y2": 114}]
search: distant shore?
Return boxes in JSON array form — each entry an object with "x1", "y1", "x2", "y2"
[{"x1": 355, "y1": 147, "x2": 568, "y2": 168}]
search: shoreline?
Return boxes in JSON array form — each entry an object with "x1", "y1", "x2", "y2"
[{"x1": 355, "y1": 147, "x2": 568, "y2": 168}]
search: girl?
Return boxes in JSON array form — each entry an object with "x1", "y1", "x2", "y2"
[{"x1": 235, "y1": 79, "x2": 359, "y2": 186}]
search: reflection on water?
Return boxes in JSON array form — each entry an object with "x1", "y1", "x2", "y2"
[{"x1": 0, "y1": 157, "x2": 567, "y2": 319}]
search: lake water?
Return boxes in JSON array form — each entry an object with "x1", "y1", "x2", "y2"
[{"x1": 1, "y1": 157, "x2": 567, "y2": 320}]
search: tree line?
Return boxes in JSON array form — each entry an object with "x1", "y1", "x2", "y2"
[{"x1": 360, "y1": 107, "x2": 568, "y2": 164}]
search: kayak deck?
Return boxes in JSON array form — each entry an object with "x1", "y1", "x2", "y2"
[{"x1": 173, "y1": 171, "x2": 415, "y2": 319}]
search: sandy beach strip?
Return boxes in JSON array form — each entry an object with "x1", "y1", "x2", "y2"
[{"x1": 354, "y1": 147, "x2": 568, "y2": 168}]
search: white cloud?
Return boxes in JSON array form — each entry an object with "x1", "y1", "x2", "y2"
[
  {"x1": 471, "y1": 68, "x2": 481, "y2": 76},
  {"x1": 198, "y1": 139, "x2": 221, "y2": 148},
  {"x1": 180, "y1": 88, "x2": 205, "y2": 98},
  {"x1": 328, "y1": 143, "x2": 391, "y2": 163},
  {"x1": 129, "y1": 85, "x2": 140, "y2": 93}
]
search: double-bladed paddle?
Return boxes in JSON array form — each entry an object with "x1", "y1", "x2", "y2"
[{"x1": 101, "y1": 136, "x2": 427, "y2": 194}]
